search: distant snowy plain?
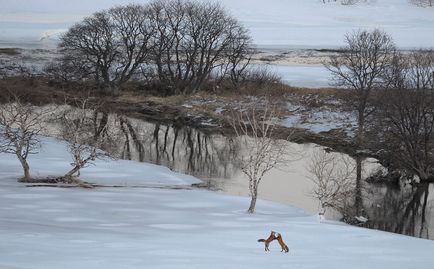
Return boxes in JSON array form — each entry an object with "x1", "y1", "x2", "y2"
[{"x1": 1, "y1": 0, "x2": 433, "y2": 48}]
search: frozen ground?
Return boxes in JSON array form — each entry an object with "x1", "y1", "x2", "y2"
[
  {"x1": 1, "y1": 136, "x2": 434, "y2": 268},
  {"x1": 270, "y1": 64, "x2": 331, "y2": 88},
  {"x1": 280, "y1": 101, "x2": 357, "y2": 135},
  {"x1": 0, "y1": 48, "x2": 333, "y2": 88},
  {"x1": 0, "y1": 0, "x2": 433, "y2": 49}
]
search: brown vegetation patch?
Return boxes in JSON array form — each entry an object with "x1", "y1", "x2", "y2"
[
  {"x1": 19, "y1": 176, "x2": 94, "y2": 188},
  {"x1": 0, "y1": 48, "x2": 21, "y2": 56}
]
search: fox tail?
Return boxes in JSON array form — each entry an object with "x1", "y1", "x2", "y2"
[{"x1": 257, "y1": 239, "x2": 266, "y2": 242}]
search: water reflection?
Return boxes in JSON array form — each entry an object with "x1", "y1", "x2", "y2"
[
  {"x1": 361, "y1": 183, "x2": 433, "y2": 239},
  {"x1": 113, "y1": 116, "x2": 239, "y2": 182}
]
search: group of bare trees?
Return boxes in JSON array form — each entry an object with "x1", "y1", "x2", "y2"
[
  {"x1": 230, "y1": 29, "x2": 432, "y2": 214},
  {"x1": 378, "y1": 50, "x2": 434, "y2": 183},
  {"x1": 53, "y1": 0, "x2": 253, "y2": 95},
  {"x1": 310, "y1": 29, "x2": 434, "y2": 220},
  {"x1": 0, "y1": 94, "x2": 111, "y2": 184}
]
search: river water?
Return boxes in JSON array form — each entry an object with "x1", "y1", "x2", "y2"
[{"x1": 101, "y1": 115, "x2": 434, "y2": 240}]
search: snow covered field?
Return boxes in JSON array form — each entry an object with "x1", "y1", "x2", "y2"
[
  {"x1": 1, "y1": 0, "x2": 433, "y2": 49},
  {"x1": 1, "y1": 136, "x2": 434, "y2": 269},
  {"x1": 265, "y1": 64, "x2": 331, "y2": 88}
]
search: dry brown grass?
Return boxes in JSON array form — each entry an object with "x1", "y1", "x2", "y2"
[
  {"x1": 0, "y1": 76, "x2": 350, "y2": 118},
  {"x1": 0, "y1": 48, "x2": 21, "y2": 56},
  {"x1": 0, "y1": 77, "x2": 63, "y2": 105}
]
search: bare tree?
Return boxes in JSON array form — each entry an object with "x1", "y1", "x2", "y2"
[
  {"x1": 148, "y1": 0, "x2": 253, "y2": 94},
  {"x1": 325, "y1": 29, "x2": 396, "y2": 213},
  {"x1": 59, "y1": 4, "x2": 156, "y2": 94},
  {"x1": 0, "y1": 95, "x2": 52, "y2": 181},
  {"x1": 231, "y1": 101, "x2": 291, "y2": 213},
  {"x1": 60, "y1": 97, "x2": 112, "y2": 182},
  {"x1": 308, "y1": 148, "x2": 356, "y2": 219},
  {"x1": 379, "y1": 50, "x2": 434, "y2": 183}
]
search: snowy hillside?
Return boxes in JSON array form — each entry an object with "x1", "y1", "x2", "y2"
[
  {"x1": 1, "y1": 136, "x2": 434, "y2": 269},
  {"x1": 0, "y1": 0, "x2": 433, "y2": 48}
]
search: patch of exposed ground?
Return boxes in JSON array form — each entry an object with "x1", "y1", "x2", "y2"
[
  {"x1": 251, "y1": 49, "x2": 338, "y2": 65},
  {"x1": 106, "y1": 87, "x2": 359, "y2": 157}
]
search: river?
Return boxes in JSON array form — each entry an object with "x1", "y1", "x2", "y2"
[{"x1": 98, "y1": 114, "x2": 434, "y2": 240}]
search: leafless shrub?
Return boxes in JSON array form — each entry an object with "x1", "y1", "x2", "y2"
[
  {"x1": 308, "y1": 148, "x2": 356, "y2": 218},
  {"x1": 340, "y1": 0, "x2": 364, "y2": 5},
  {"x1": 60, "y1": 97, "x2": 113, "y2": 182},
  {"x1": 242, "y1": 66, "x2": 282, "y2": 86},
  {"x1": 0, "y1": 94, "x2": 54, "y2": 181},
  {"x1": 0, "y1": 60, "x2": 37, "y2": 79}
]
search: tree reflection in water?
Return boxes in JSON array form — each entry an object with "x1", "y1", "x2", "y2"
[
  {"x1": 361, "y1": 183, "x2": 433, "y2": 239},
  {"x1": 112, "y1": 116, "x2": 239, "y2": 188}
]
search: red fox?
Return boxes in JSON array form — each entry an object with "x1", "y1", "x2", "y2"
[{"x1": 257, "y1": 231, "x2": 289, "y2": 253}]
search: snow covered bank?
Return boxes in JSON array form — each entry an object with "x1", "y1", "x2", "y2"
[
  {"x1": 1, "y1": 135, "x2": 434, "y2": 268},
  {"x1": 1, "y1": 178, "x2": 434, "y2": 269},
  {"x1": 0, "y1": 136, "x2": 201, "y2": 187}
]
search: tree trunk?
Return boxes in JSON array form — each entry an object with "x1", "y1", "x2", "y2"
[
  {"x1": 355, "y1": 156, "x2": 363, "y2": 215},
  {"x1": 355, "y1": 109, "x2": 365, "y2": 215},
  {"x1": 248, "y1": 188, "x2": 258, "y2": 213},
  {"x1": 65, "y1": 165, "x2": 81, "y2": 178},
  {"x1": 18, "y1": 156, "x2": 31, "y2": 181}
]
